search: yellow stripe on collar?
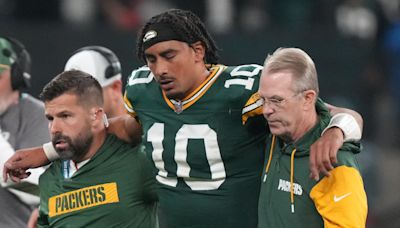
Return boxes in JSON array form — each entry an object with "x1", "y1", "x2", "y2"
[{"x1": 163, "y1": 65, "x2": 226, "y2": 113}]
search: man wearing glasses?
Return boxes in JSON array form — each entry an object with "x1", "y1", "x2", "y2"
[{"x1": 257, "y1": 47, "x2": 367, "y2": 228}]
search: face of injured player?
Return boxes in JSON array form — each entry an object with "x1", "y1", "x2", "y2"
[
  {"x1": 144, "y1": 40, "x2": 207, "y2": 100},
  {"x1": 45, "y1": 93, "x2": 94, "y2": 162}
]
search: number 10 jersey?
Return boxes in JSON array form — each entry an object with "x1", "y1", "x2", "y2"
[{"x1": 124, "y1": 64, "x2": 268, "y2": 228}]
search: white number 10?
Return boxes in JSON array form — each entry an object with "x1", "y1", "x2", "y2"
[
  {"x1": 224, "y1": 64, "x2": 263, "y2": 90},
  {"x1": 147, "y1": 123, "x2": 226, "y2": 191}
]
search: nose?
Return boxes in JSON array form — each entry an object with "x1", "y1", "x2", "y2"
[
  {"x1": 49, "y1": 118, "x2": 61, "y2": 135},
  {"x1": 262, "y1": 102, "x2": 274, "y2": 117},
  {"x1": 153, "y1": 60, "x2": 168, "y2": 77}
]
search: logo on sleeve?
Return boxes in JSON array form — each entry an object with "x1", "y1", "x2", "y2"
[{"x1": 333, "y1": 192, "x2": 351, "y2": 202}]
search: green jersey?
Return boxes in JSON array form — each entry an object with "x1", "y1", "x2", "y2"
[
  {"x1": 124, "y1": 64, "x2": 268, "y2": 227},
  {"x1": 38, "y1": 134, "x2": 158, "y2": 228},
  {"x1": 258, "y1": 101, "x2": 367, "y2": 228}
]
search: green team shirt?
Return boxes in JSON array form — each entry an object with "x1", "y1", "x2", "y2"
[
  {"x1": 38, "y1": 134, "x2": 158, "y2": 228},
  {"x1": 124, "y1": 64, "x2": 268, "y2": 228},
  {"x1": 258, "y1": 101, "x2": 364, "y2": 228}
]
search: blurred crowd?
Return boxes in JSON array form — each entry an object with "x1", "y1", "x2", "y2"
[{"x1": 1, "y1": 0, "x2": 400, "y2": 227}]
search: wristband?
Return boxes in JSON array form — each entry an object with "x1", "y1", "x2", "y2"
[
  {"x1": 322, "y1": 113, "x2": 362, "y2": 142},
  {"x1": 43, "y1": 142, "x2": 59, "y2": 161}
]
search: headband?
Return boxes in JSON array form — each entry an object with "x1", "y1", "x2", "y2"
[{"x1": 142, "y1": 23, "x2": 189, "y2": 50}]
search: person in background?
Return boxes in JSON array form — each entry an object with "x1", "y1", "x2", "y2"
[
  {"x1": 0, "y1": 36, "x2": 50, "y2": 228},
  {"x1": 257, "y1": 47, "x2": 367, "y2": 227},
  {"x1": 64, "y1": 46, "x2": 126, "y2": 117}
]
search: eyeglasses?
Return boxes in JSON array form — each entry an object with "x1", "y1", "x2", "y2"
[{"x1": 262, "y1": 91, "x2": 304, "y2": 109}]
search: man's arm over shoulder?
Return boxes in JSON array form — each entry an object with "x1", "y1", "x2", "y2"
[
  {"x1": 325, "y1": 103, "x2": 363, "y2": 142},
  {"x1": 3, "y1": 114, "x2": 142, "y2": 182},
  {"x1": 3, "y1": 146, "x2": 49, "y2": 182},
  {"x1": 107, "y1": 114, "x2": 142, "y2": 145},
  {"x1": 309, "y1": 100, "x2": 363, "y2": 181}
]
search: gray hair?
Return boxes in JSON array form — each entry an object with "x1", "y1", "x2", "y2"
[{"x1": 263, "y1": 47, "x2": 319, "y2": 96}]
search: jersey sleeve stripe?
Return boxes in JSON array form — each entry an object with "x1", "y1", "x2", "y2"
[
  {"x1": 242, "y1": 92, "x2": 263, "y2": 124},
  {"x1": 123, "y1": 92, "x2": 136, "y2": 117}
]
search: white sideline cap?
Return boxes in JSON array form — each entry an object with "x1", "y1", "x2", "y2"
[{"x1": 64, "y1": 48, "x2": 122, "y2": 87}]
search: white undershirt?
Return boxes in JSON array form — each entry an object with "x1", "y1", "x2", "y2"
[{"x1": 63, "y1": 159, "x2": 90, "y2": 178}]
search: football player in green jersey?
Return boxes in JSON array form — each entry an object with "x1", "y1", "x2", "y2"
[
  {"x1": 4, "y1": 9, "x2": 362, "y2": 228},
  {"x1": 120, "y1": 10, "x2": 361, "y2": 227}
]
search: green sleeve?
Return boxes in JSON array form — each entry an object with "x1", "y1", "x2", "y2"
[
  {"x1": 139, "y1": 150, "x2": 158, "y2": 203},
  {"x1": 37, "y1": 206, "x2": 49, "y2": 228}
]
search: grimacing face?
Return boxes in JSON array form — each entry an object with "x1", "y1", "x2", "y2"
[
  {"x1": 45, "y1": 93, "x2": 94, "y2": 161},
  {"x1": 258, "y1": 70, "x2": 305, "y2": 142},
  {"x1": 144, "y1": 40, "x2": 205, "y2": 100}
]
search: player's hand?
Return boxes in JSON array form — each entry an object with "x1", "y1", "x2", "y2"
[
  {"x1": 3, "y1": 147, "x2": 50, "y2": 182},
  {"x1": 309, "y1": 127, "x2": 343, "y2": 181}
]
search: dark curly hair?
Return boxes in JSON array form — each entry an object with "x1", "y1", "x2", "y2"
[{"x1": 136, "y1": 9, "x2": 220, "y2": 64}]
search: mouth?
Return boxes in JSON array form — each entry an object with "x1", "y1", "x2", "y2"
[
  {"x1": 267, "y1": 120, "x2": 281, "y2": 127},
  {"x1": 159, "y1": 78, "x2": 175, "y2": 91},
  {"x1": 53, "y1": 138, "x2": 68, "y2": 150}
]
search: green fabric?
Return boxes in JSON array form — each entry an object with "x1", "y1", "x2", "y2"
[
  {"x1": 38, "y1": 134, "x2": 158, "y2": 228},
  {"x1": 125, "y1": 65, "x2": 267, "y2": 228},
  {"x1": 0, "y1": 38, "x2": 15, "y2": 73},
  {"x1": 258, "y1": 100, "x2": 361, "y2": 228}
]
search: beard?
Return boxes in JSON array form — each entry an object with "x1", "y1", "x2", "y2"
[{"x1": 52, "y1": 131, "x2": 93, "y2": 161}]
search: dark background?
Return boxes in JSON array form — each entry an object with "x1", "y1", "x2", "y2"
[{"x1": 1, "y1": 0, "x2": 399, "y2": 227}]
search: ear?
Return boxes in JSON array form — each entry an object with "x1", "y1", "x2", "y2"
[
  {"x1": 108, "y1": 80, "x2": 123, "y2": 102},
  {"x1": 90, "y1": 108, "x2": 105, "y2": 130},
  {"x1": 303, "y1": 90, "x2": 317, "y2": 111},
  {"x1": 191, "y1": 41, "x2": 206, "y2": 62},
  {"x1": 111, "y1": 80, "x2": 122, "y2": 92}
]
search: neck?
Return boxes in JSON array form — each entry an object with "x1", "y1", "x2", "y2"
[
  {"x1": 177, "y1": 66, "x2": 210, "y2": 101},
  {"x1": 2, "y1": 90, "x2": 20, "y2": 110},
  {"x1": 109, "y1": 97, "x2": 126, "y2": 117}
]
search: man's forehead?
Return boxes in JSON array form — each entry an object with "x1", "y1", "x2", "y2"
[
  {"x1": 45, "y1": 93, "x2": 79, "y2": 107},
  {"x1": 144, "y1": 40, "x2": 186, "y2": 54},
  {"x1": 260, "y1": 75, "x2": 295, "y2": 96},
  {"x1": 263, "y1": 70, "x2": 294, "y2": 85}
]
